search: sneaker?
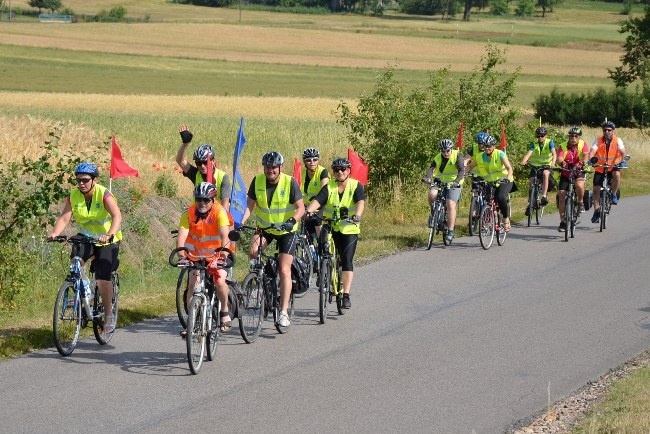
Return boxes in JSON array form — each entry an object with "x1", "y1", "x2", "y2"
[
  {"x1": 611, "y1": 193, "x2": 618, "y2": 205},
  {"x1": 524, "y1": 207, "x2": 530, "y2": 217},
  {"x1": 591, "y1": 209, "x2": 600, "y2": 224},
  {"x1": 104, "y1": 316, "x2": 115, "y2": 334},
  {"x1": 342, "y1": 294, "x2": 351, "y2": 309},
  {"x1": 579, "y1": 204, "x2": 585, "y2": 214},
  {"x1": 540, "y1": 196, "x2": 548, "y2": 206},
  {"x1": 558, "y1": 221, "x2": 566, "y2": 232},
  {"x1": 445, "y1": 230, "x2": 455, "y2": 244},
  {"x1": 278, "y1": 312, "x2": 290, "y2": 327},
  {"x1": 180, "y1": 329, "x2": 187, "y2": 339}
]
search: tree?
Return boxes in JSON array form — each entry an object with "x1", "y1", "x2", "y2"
[
  {"x1": 536, "y1": 0, "x2": 562, "y2": 18},
  {"x1": 609, "y1": 5, "x2": 650, "y2": 87},
  {"x1": 28, "y1": 0, "x2": 61, "y2": 14}
]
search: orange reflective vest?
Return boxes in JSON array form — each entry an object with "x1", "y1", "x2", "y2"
[
  {"x1": 593, "y1": 135, "x2": 623, "y2": 173},
  {"x1": 184, "y1": 202, "x2": 229, "y2": 260}
]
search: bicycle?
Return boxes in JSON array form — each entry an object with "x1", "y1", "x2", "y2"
[
  {"x1": 423, "y1": 178, "x2": 453, "y2": 250},
  {"x1": 467, "y1": 176, "x2": 486, "y2": 237},
  {"x1": 295, "y1": 216, "x2": 316, "y2": 293},
  {"x1": 168, "y1": 246, "x2": 235, "y2": 375},
  {"x1": 523, "y1": 165, "x2": 551, "y2": 226},
  {"x1": 232, "y1": 224, "x2": 298, "y2": 341},
  {"x1": 473, "y1": 178, "x2": 508, "y2": 250},
  {"x1": 554, "y1": 166, "x2": 584, "y2": 241},
  {"x1": 590, "y1": 155, "x2": 630, "y2": 232},
  {"x1": 49, "y1": 235, "x2": 120, "y2": 357}
]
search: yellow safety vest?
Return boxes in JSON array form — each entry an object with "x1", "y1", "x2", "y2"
[
  {"x1": 253, "y1": 173, "x2": 295, "y2": 235},
  {"x1": 323, "y1": 179, "x2": 361, "y2": 235},
  {"x1": 70, "y1": 184, "x2": 122, "y2": 244}
]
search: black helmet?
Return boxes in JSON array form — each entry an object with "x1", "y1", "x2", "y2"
[
  {"x1": 602, "y1": 120, "x2": 616, "y2": 130},
  {"x1": 261, "y1": 151, "x2": 284, "y2": 167},
  {"x1": 535, "y1": 126, "x2": 548, "y2": 137},
  {"x1": 331, "y1": 157, "x2": 351, "y2": 169},
  {"x1": 74, "y1": 162, "x2": 99, "y2": 178},
  {"x1": 193, "y1": 144, "x2": 214, "y2": 162},
  {"x1": 568, "y1": 126, "x2": 582, "y2": 136},
  {"x1": 438, "y1": 139, "x2": 454, "y2": 152},
  {"x1": 194, "y1": 182, "x2": 217, "y2": 200},
  {"x1": 302, "y1": 148, "x2": 319, "y2": 159}
]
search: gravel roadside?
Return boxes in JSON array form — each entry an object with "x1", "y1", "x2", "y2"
[{"x1": 507, "y1": 349, "x2": 650, "y2": 433}]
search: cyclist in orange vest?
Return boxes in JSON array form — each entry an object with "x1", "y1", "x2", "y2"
[
  {"x1": 176, "y1": 182, "x2": 233, "y2": 335},
  {"x1": 588, "y1": 120, "x2": 625, "y2": 223}
]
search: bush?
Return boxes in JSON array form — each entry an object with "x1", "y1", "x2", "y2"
[
  {"x1": 337, "y1": 44, "x2": 523, "y2": 190},
  {"x1": 532, "y1": 86, "x2": 650, "y2": 127},
  {"x1": 154, "y1": 173, "x2": 178, "y2": 198},
  {"x1": 490, "y1": 0, "x2": 509, "y2": 15},
  {"x1": 515, "y1": 0, "x2": 534, "y2": 16}
]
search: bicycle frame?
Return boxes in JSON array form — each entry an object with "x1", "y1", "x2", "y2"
[
  {"x1": 425, "y1": 179, "x2": 451, "y2": 249},
  {"x1": 526, "y1": 165, "x2": 550, "y2": 226}
]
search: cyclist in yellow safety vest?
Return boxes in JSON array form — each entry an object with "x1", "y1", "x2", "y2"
[
  {"x1": 520, "y1": 126, "x2": 557, "y2": 210},
  {"x1": 175, "y1": 124, "x2": 231, "y2": 211},
  {"x1": 241, "y1": 151, "x2": 304, "y2": 329},
  {"x1": 176, "y1": 182, "x2": 232, "y2": 336},
  {"x1": 305, "y1": 157, "x2": 366, "y2": 309},
  {"x1": 465, "y1": 135, "x2": 514, "y2": 232},
  {"x1": 422, "y1": 139, "x2": 465, "y2": 244},
  {"x1": 556, "y1": 126, "x2": 590, "y2": 232},
  {"x1": 300, "y1": 147, "x2": 329, "y2": 241},
  {"x1": 588, "y1": 120, "x2": 626, "y2": 224},
  {"x1": 48, "y1": 162, "x2": 122, "y2": 333}
]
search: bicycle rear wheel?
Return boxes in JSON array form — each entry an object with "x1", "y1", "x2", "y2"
[
  {"x1": 496, "y1": 212, "x2": 507, "y2": 246},
  {"x1": 478, "y1": 205, "x2": 495, "y2": 250},
  {"x1": 175, "y1": 268, "x2": 189, "y2": 329},
  {"x1": 318, "y1": 258, "x2": 332, "y2": 324},
  {"x1": 186, "y1": 296, "x2": 205, "y2": 375},
  {"x1": 239, "y1": 273, "x2": 264, "y2": 344},
  {"x1": 334, "y1": 262, "x2": 344, "y2": 315},
  {"x1": 93, "y1": 274, "x2": 119, "y2": 344},
  {"x1": 527, "y1": 187, "x2": 534, "y2": 227},
  {"x1": 53, "y1": 281, "x2": 82, "y2": 357},
  {"x1": 206, "y1": 301, "x2": 219, "y2": 361}
]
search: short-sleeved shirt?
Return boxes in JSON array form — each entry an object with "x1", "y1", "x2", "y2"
[
  {"x1": 247, "y1": 176, "x2": 303, "y2": 205},
  {"x1": 312, "y1": 180, "x2": 366, "y2": 207},
  {"x1": 183, "y1": 165, "x2": 232, "y2": 200},
  {"x1": 178, "y1": 205, "x2": 231, "y2": 230}
]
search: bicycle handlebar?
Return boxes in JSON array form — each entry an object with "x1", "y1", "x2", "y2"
[
  {"x1": 48, "y1": 234, "x2": 101, "y2": 244},
  {"x1": 304, "y1": 213, "x2": 358, "y2": 225},
  {"x1": 168, "y1": 246, "x2": 235, "y2": 269}
]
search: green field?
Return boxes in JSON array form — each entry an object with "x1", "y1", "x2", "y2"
[{"x1": 1, "y1": 1, "x2": 650, "y2": 432}]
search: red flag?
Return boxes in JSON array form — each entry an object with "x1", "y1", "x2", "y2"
[
  {"x1": 499, "y1": 121, "x2": 507, "y2": 151},
  {"x1": 456, "y1": 120, "x2": 464, "y2": 150},
  {"x1": 206, "y1": 154, "x2": 214, "y2": 184},
  {"x1": 348, "y1": 148, "x2": 369, "y2": 185},
  {"x1": 292, "y1": 157, "x2": 302, "y2": 185},
  {"x1": 110, "y1": 136, "x2": 139, "y2": 179}
]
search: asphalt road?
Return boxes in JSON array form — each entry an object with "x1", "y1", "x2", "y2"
[{"x1": 1, "y1": 195, "x2": 649, "y2": 434}]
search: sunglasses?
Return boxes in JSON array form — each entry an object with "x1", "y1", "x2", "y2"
[
  {"x1": 568, "y1": 134, "x2": 579, "y2": 138},
  {"x1": 195, "y1": 160, "x2": 209, "y2": 166},
  {"x1": 332, "y1": 167, "x2": 347, "y2": 173},
  {"x1": 303, "y1": 158, "x2": 319, "y2": 163},
  {"x1": 195, "y1": 198, "x2": 212, "y2": 203},
  {"x1": 536, "y1": 135, "x2": 546, "y2": 138},
  {"x1": 76, "y1": 177, "x2": 93, "y2": 184},
  {"x1": 603, "y1": 129, "x2": 613, "y2": 132}
]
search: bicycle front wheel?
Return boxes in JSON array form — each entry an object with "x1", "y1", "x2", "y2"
[
  {"x1": 564, "y1": 194, "x2": 573, "y2": 242},
  {"x1": 239, "y1": 273, "x2": 264, "y2": 344},
  {"x1": 334, "y1": 263, "x2": 344, "y2": 316},
  {"x1": 600, "y1": 190, "x2": 608, "y2": 232},
  {"x1": 175, "y1": 268, "x2": 189, "y2": 329},
  {"x1": 527, "y1": 187, "x2": 534, "y2": 227},
  {"x1": 318, "y1": 258, "x2": 332, "y2": 324},
  {"x1": 53, "y1": 281, "x2": 82, "y2": 357},
  {"x1": 535, "y1": 184, "x2": 545, "y2": 225},
  {"x1": 186, "y1": 296, "x2": 205, "y2": 375},
  {"x1": 478, "y1": 205, "x2": 495, "y2": 250},
  {"x1": 570, "y1": 193, "x2": 578, "y2": 239},
  {"x1": 468, "y1": 195, "x2": 478, "y2": 236}
]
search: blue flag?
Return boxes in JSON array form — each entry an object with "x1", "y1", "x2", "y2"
[{"x1": 230, "y1": 117, "x2": 247, "y2": 227}]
